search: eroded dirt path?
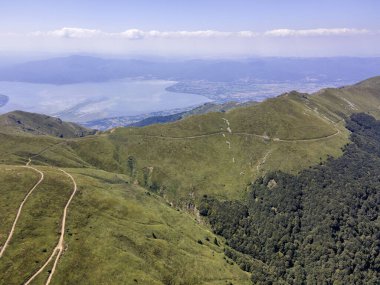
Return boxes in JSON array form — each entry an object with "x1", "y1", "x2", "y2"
[
  {"x1": 24, "y1": 168, "x2": 77, "y2": 285},
  {"x1": 256, "y1": 150, "x2": 272, "y2": 173},
  {"x1": 0, "y1": 145, "x2": 79, "y2": 284},
  {"x1": 0, "y1": 160, "x2": 44, "y2": 258}
]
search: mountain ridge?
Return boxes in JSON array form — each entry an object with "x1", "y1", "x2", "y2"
[{"x1": 0, "y1": 110, "x2": 95, "y2": 138}]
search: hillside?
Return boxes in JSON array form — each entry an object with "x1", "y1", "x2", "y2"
[
  {"x1": 0, "y1": 165, "x2": 250, "y2": 284},
  {"x1": 0, "y1": 110, "x2": 95, "y2": 138},
  {"x1": 201, "y1": 113, "x2": 380, "y2": 284},
  {"x1": 0, "y1": 77, "x2": 379, "y2": 284},
  {"x1": 309, "y1": 76, "x2": 380, "y2": 121}
]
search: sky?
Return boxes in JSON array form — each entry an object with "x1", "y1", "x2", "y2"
[{"x1": 0, "y1": 0, "x2": 379, "y2": 58}]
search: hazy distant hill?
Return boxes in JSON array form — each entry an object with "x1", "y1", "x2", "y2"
[
  {"x1": 0, "y1": 94, "x2": 8, "y2": 107},
  {"x1": 1, "y1": 55, "x2": 380, "y2": 84},
  {"x1": 0, "y1": 110, "x2": 95, "y2": 137}
]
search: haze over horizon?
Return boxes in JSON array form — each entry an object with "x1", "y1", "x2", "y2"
[{"x1": 0, "y1": 0, "x2": 379, "y2": 58}]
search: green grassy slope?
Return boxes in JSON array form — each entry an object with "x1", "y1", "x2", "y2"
[
  {"x1": 310, "y1": 76, "x2": 380, "y2": 121},
  {"x1": 0, "y1": 110, "x2": 95, "y2": 138},
  {"x1": 51, "y1": 168, "x2": 250, "y2": 285},
  {"x1": 0, "y1": 165, "x2": 251, "y2": 285},
  {"x1": 0, "y1": 166, "x2": 39, "y2": 246},
  {"x1": 0, "y1": 167, "x2": 73, "y2": 284}
]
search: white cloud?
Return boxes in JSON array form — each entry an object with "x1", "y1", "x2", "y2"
[
  {"x1": 119, "y1": 29, "x2": 145, "y2": 40},
  {"x1": 264, "y1": 28, "x2": 370, "y2": 37},
  {"x1": 4, "y1": 27, "x2": 377, "y2": 57},
  {"x1": 118, "y1": 29, "x2": 257, "y2": 39},
  {"x1": 118, "y1": 29, "x2": 232, "y2": 39},
  {"x1": 30, "y1": 28, "x2": 259, "y2": 40},
  {"x1": 31, "y1": 27, "x2": 104, "y2": 38},
  {"x1": 171, "y1": 30, "x2": 231, "y2": 38},
  {"x1": 29, "y1": 27, "x2": 373, "y2": 40},
  {"x1": 237, "y1": 31, "x2": 258, "y2": 38}
]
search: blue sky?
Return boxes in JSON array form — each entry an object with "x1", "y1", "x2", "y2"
[{"x1": 0, "y1": 0, "x2": 379, "y2": 57}]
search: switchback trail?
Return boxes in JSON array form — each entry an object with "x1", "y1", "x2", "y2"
[
  {"x1": 24, "y1": 168, "x2": 78, "y2": 285},
  {"x1": 0, "y1": 160, "x2": 44, "y2": 258}
]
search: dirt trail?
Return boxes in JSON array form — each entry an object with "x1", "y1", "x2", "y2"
[
  {"x1": 129, "y1": 129, "x2": 340, "y2": 142},
  {"x1": 0, "y1": 160, "x2": 44, "y2": 258},
  {"x1": 25, "y1": 168, "x2": 77, "y2": 285},
  {"x1": 256, "y1": 151, "x2": 271, "y2": 172}
]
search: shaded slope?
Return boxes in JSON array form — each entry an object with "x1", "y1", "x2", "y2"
[
  {"x1": 0, "y1": 110, "x2": 95, "y2": 138},
  {"x1": 200, "y1": 113, "x2": 380, "y2": 284}
]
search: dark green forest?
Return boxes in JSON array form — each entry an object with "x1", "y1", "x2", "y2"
[{"x1": 200, "y1": 113, "x2": 380, "y2": 285}]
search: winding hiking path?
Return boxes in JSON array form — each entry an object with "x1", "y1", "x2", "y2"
[
  {"x1": 0, "y1": 159, "x2": 44, "y2": 258},
  {"x1": 128, "y1": 128, "x2": 341, "y2": 142},
  {"x1": 0, "y1": 143, "x2": 79, "y2": 284},
  {"x1": 25, "y1": 168, "x2": 77, "y2": 285}
]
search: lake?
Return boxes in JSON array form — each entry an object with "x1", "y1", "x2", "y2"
[{"x1": 0, "y1": 80, "x2": 211, "y2": 122}]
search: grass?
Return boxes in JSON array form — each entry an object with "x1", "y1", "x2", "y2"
[
  {"x1": 0, "y1": 166, "x2": 251, "y2": 285},
  {"x1": 0, "y1": 165, "x2": 39, "y2": 246},
  {"x1": 51, "y1": 168, "x2": 251, "y2": 285},
  {"x1": 0, "y1": 167, "x2": 73, "y2": 284}
]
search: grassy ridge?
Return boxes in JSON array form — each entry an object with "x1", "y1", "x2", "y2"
[{"x1": 310, "y1": 77, "x2": 380, "y2": 121}]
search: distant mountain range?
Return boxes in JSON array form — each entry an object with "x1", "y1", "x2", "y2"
[
  {"x1": 0, "y1": 94, "x2": 8, "y2": 107},
  {"x1": 0, "y1": 55, "x2": 380, "y2": 84}
]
